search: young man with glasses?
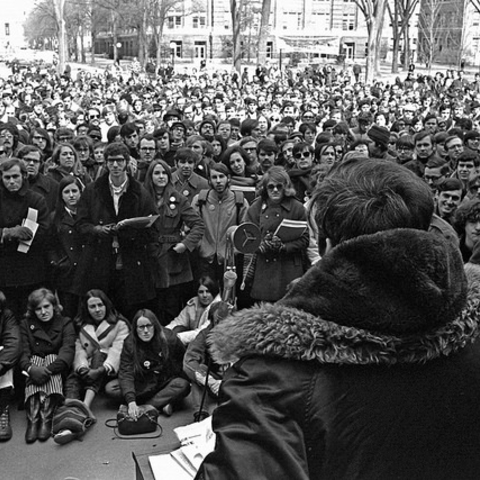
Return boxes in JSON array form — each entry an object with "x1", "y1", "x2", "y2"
[
  {"x1": 74, "y1": 142, "x2": 157, "y2": 318},
  {"x1": 17, "y1": 145, "x2": 59, "y2": 212},
  {"x1": 289, "y1": 142, "x2": 315, "y2": 201}
]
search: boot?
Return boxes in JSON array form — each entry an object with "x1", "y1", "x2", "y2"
[
  {"x1": 0, "y1": 388, "x2": 12, "y2": 441},
  {"x1": 38, "y1": 394, "x2": 61, "y2": 442},
  {"x1": 25, "y1": 394, "x2": 41, "y2": 444},
  {"x1": 0, "y1": 405, "x2": 12, "y2": 441}
]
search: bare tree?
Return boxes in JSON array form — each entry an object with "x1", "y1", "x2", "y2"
[
  {"x1": 388, "y1": 0, "x2": 419, "y2": 73},
  {"x1": 257, "y1": 0, "x2": 272, "y2": 65},
  {"x1": 354, "y1": 0, "x2": 388, "y2": 84},
  {"x1": 417, "y1": 0, "x2": 447, "y2": 70},
  {"x1": 230, "y1": 0, "x2": 243, "y2": 73}
]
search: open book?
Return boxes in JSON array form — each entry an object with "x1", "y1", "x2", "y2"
[
  {"x1": 149, "y1": 416, "x2": 215, "y2": 480},
  {"x1": 273, "y1": 218, "x2": 308, "y2": 243},
  {"x1": 116, "y1": 215, "x2": 159, "y2": 229}
]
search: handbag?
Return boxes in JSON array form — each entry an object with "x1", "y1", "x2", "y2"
[{"x1": 105, "y1": 404, "x2": 163, "y2": 439}]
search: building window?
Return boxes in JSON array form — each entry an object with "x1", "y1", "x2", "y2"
[
  {"x1": 5, "y1": 23, "x2": 9, "y2": 36},
  {"x1": 342, "y1": 14, "x2": 355, "y2": 30},
  {"x1": 167, "y1": 16, "x2": 182, "y2": 28},
  {"x1": 193, "y1": 16, "x2": 206, "y2": 28}
]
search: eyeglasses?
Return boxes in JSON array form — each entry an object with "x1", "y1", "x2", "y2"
[
  {"x1": 267, "y1": 183, "x2": 284, "y2": 192},
  {"x1": 294, "y1": 151, "x2": 312, "y2": 159},
  {"x1": 107, "y1": 158, "x2": 126, "y2": 165},
  {"x1": 89, "y1": 114, "x2": 100, "y2": 119},
  {"x1": 137, "y1": 324, "x2": 154, "y2": 331}
]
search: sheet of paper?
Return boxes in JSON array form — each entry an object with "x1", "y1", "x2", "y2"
[
  {"x1": 149, "y1": 453, "x2": 193, "y2": 480},
  {"x1": 18, "y1": 208, "x2": 39, "y2": 253}
]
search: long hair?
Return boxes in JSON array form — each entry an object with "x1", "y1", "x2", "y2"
[
  {"x1": 143, "y1": 159, "x2": 175, "y2": 210},
  {"x1": 51, "y1": 142, "x2": 84, "y2": 176},
  {"x1": 52, "y1": 176, "x2": 83, "y2": 226},
  {"x1": 259, "y1": 166, "x2": 296, "y2": 202},
  {"x1": 26, "y1": 288, "x2": 62, "y2": 321},
  {"x1": 75, "y1": 289, "x2": 124, "y2": 330},
  {"x1": 130, "y1": 309, "x2": 169, "y2": 378}
]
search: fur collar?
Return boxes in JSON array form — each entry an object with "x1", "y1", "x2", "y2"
[{"x1": 209, "y1": 230, "x2": 480, "y2": 366}]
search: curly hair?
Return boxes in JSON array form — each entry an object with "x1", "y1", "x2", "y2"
[{"x1": 453, "y1": 199, "x2": 480, "y2": 235}]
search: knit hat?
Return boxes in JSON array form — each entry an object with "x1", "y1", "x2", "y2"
[{"x1": 367, "y1": 125, "x2": 390, "y2": 148}]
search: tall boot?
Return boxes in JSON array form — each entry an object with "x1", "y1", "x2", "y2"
[
  {"x1": 25, "y1": 394, "x2": 41, "y2": 444},
  {"x1": 38, "y1": 394, "x2": 61, "y2": 442},
  {"x1": 0, "y1": 387, "x2": 13, "y2": 442}
]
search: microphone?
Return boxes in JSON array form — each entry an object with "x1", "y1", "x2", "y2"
[{"x1": 222, "y1": 270, "x2": 237, "y2": 302}]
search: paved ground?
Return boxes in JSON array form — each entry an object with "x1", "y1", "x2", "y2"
[{"x1": 2, "y1": 394, "x2": 196, "y2": 480}]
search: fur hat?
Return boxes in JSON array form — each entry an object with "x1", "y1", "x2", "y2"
[{"x1": 368, "y1": 125, "x2": 390, "y2": 148}]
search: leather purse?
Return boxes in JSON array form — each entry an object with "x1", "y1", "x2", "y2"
[
  {"x1": 106, "y1": 404, "x2": 162, "y2": 438},
  {"x1": 117, "y1": 404, "x2": 159, "y2": 435}
]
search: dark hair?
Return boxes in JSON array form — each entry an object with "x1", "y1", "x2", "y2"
[
  {"x1": 103, "y1": 142, "x2": 130, "y2": 163},
  {"x1": 397, "y1": 135, "x2": 415, "y2": 150},
  {"x1": 457, "y1": 150, "x2": 480, "y2": 167},
  {"x1": 144, "y1": 159, "x2": 174, "y2": 207},
  {"x1": 414, "y1": 131, "x2": 434, "y2": 145},
  {"x1": 0, "y1": 158, "x2": 28, "y2": 177},
  {"x1": 119, "y1": 122, "x2": 138, "y2": 138},
  {"x1": 52, "y1": 176, "x2": 84, "y2": 225},
  {"x1": 73, "y1": 135, "x2": 94, "y2": 157},
  {"x1": 240, "y1": 118, "x2": 259, "y2": 137},
  {"x1": 259, "y1": 165, "x2": 296, "y2": 201},
  {"x1": 130, "y1": 309, "x2": 169, "y2": 377},
  {"x1": 17, "y1": 145, "x2": 43, "y2": 160},
  {"x1": 76, "y1": 289, "x2": 124, "y2": 329},
  {"x1": 453, "y1": 199, "x2": 480, "y2": 235},
  {"x1": 198, "y1": 275, "x2": 220, "y2": 298},
  {"x1": 313, "y1": 158, "x2": 434, "y2": 246},
  {"x1": 220, "y1": 145, "x2": 252, "y2": 175},
  {"x1": 175, "y1": 147, "x2": 199, "y2": 165},
  {"x1": 256, "y1": 138, "x2": 279, "y2": 155}
]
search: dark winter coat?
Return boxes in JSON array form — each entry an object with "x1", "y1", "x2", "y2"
[
  {"x1": 28, "y1": 173, "x2": 59, "y2": 213},
  {"x1": 245, "y1": 196, "x2": 308, "y2": 302},
  {"x1": 196, "y1": 229, "x2": 480, "y2": 480},
  {"x1": 0, "y1": 309, "x2": 21, "y2": 376},
  {"x1": 118, "y1": 329, "x2": 186, "y2": 405},
  {"x1": 73, "y1": 173, "x2": 157, "y2": 305},
  {"x1": 151, "y1": 189, "x2": 204, "y2": 289},
  {"x1": 19, "y1": 314, "x2": 75, "y2": 377},
  {"x1": 0, "y1": 183, "x2": 49, "y2": 288},
  {"x1": 48, "y1": 210, "x2": 84, "y2": 294}
]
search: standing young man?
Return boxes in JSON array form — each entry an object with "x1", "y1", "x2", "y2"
[{"x1": 192, "y1": 163, "x2": 248, "y2": 286}]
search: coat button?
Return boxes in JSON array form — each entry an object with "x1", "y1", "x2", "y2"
[{"x1": 30, "y1": 325, "x2": 35, "y2": 330}]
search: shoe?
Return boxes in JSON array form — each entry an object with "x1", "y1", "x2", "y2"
[
  {"x1": 53, "y1": 429, "x2": 77, "y2": 445},
  {"x1": 162, "y1": 404, "x2": 173, "y2": 417},
  {"x1": 25, "y1": 395, "x2": 41, "y2": 444},
  {"x1": 0, "y1": 406, "x2": 12, "y2": 441},
  {"x1": 38, "y1": 394, "x2": 61, "y2": 442}
]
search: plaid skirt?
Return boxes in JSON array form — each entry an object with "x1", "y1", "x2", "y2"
[{"x1": 25, "y1": 354, "x2": 63, "y2": 401}]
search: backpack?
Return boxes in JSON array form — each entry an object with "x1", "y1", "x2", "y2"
[{"x1": 197, "y1": 189, "x2": 244, "y2": 224}]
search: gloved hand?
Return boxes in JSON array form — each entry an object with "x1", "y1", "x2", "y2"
[
  {"x1": 29, "y1": 365, "x2": 51, "y2": 385},
  {"x1": 83, "y1": 366, "x2": 105, "y2": 384},
  {"x1": 93, "y1": 225, "x2": 115, "y2": 238},
  {"x1": 259, "y1": 233, "x2": 274, "y2": 254},
  {"x1": 270, "y1": 235, "x2": 284, "y2": 252},
  {"x1": 3, "y1": 226, "x2": 33, "y2": 241}
]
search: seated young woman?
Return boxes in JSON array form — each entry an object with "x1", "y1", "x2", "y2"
[
  {"x1": 111, "y1": 309, "x2": 190, "y2": 417},
  {"x1": 165, "y1": 276, "x2": 220, "y2": 345},
  {"x1": 19, "y1": 288, "x2": 75, "y2": 443},
  {"x1": 64, "y1": 289, "x2": 129, "y2": 410}
]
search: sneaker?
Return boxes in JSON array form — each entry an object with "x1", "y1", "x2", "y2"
[
  {"x1": 162, "y1": 404, "x2": 173, "y2": 417},
  {"x1": 0, "y1": 406, "x2": 12, "y2": 441}
]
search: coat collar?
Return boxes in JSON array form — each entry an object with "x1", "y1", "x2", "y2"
[{"x1": 208, "y1": 230, "x2": 480, "y2": 367}]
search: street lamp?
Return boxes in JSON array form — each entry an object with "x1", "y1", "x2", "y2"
[{"x1": 169, "y1": 41, "x2": 176, "y2": 71}]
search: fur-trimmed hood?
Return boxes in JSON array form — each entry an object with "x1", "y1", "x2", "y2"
[{"x1": 209, "y1": 229, "x2": 480, "y2": 366}]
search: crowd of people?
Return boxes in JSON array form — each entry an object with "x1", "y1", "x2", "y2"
[{"x1": 0, "y1": 56, "x2": 479, "y2": 464}]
